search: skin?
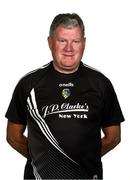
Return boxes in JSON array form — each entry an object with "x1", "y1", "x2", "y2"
[
  {"x1": 7, "y1": 122, "x2": 121, "y2": 158},
  {"x1": 48, "y1": 25, "x2": 86, "y2": 74},
  {"x1": 7, "y1": 25, "x2": 121, "y2": 158},
  {"x1": 101, "y1": 125, "x2": 121, "y2": 156},
  {"x1": 7, "y1": 121, "x2": 28, "y2": 158}
]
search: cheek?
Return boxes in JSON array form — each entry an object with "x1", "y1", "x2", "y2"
[
  {"x1": 75, "y1": 46, "x2": 84, "y2": 54},
  {"x1": 54, "y1": 43, "x2": 64, "y2": 52},
  {"x1": 51, "y1": 44, "x2": 60, "y2": 54}
]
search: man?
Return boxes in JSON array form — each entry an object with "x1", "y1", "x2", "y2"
[{"x1": 6, "y1": 13, "x2": 124, "y2": 179}]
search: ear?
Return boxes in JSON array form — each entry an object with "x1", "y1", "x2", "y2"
[
  {"x1": 84, "y1": 37, "x2": 86, "y2": 44},
  {"x1": 48, "y1": 36, "x2": 53, "y2": 50},
  {"x1": 83, "y1": 37, "x2": 86, "y2": 50}
]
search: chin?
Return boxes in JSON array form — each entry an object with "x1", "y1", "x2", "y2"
[
  {"x1": 61, "y1": 62, "x2": 75, "y2": 68},
  {"x1": 61, "y1": 63, "x2": 78, "y2": 71},
  {"x1": 61, "y1": 59, "x2": 77, "y2": 67}
]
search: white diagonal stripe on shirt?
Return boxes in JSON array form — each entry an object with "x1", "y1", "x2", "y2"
[{"x1": 27, "y1": 88, "x2": 78, "y2": 165}]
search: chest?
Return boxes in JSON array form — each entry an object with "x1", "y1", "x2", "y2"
[{"x1": 32, "y1": 78, "x2": 104, "y2": 126}]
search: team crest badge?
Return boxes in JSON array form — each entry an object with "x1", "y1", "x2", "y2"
[{"x1": 62, "y1": 88, "x2": 71, "y2": 99}]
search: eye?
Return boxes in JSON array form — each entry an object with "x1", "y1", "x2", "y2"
[
  {"x1": 58, "y1": 38, "x2": 66, "y2": 43},
  {"x1": 73, "y1": 39, "x2": 80, "y2": 44}
]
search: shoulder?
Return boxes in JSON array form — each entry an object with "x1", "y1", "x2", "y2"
[
  {"x1": 14, "y1": 62, "x2": 51, "y2": 94},
  {"x1": 82, "y1": 63, "x2": 108, "y2": 80},
  {"x1": 22, "y1": 62, "x2": 50, "y2": 81},
  {"x1": 82, "y1": 62, "x2": 113, "y2": 90}
]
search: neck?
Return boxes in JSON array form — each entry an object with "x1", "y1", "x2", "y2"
[{"x1": 53, "y1": 62, "x2": 80, "y2": 74}]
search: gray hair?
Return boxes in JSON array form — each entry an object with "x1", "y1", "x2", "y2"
[{"x1": 49, "y1": 13, "x2": 85, "y2": 37}]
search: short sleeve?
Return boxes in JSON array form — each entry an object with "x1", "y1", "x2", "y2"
[
  {"x1": 101, "y1": 78, "x2": 125, "y2": 127},
  {"x1": 5, "y1": 78, "x2": 27, "y2": 125}
]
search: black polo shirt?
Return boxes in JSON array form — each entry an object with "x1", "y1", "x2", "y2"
[{"x1": 5, "y1": 61, "x2": 124, "y2": 179}]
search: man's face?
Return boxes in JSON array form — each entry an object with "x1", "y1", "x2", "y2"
[{"x1": 48, "y1": 25, "x2": 86, "y2": 73}]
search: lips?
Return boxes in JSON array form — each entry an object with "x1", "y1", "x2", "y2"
[{"x1": 63, "y1": 54, "x2": 74, "y2": 57}]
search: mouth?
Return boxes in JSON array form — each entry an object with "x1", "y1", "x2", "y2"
[{"x1": 63, "y1": 54, "x2": 74, "y2": 57}]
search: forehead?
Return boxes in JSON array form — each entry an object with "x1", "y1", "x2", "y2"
[{"x1": 54, "y1": 25, "x2": 82, "y2": 38}]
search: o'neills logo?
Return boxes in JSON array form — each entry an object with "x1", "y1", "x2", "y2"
[
  {"x1": 59, "y1": 82, "x2": 74, "y2": 87},
  {"x1": 41, "y1": 103, "x2": 89, "y2": 118}
]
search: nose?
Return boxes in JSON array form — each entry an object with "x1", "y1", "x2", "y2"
[{"x1": 64, "y1": 42, "x2": 73, "y2": 52}]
